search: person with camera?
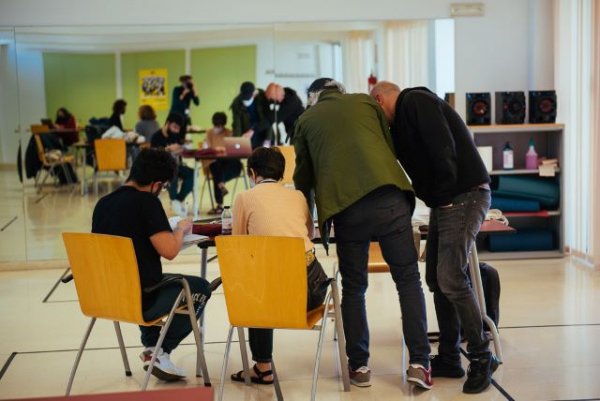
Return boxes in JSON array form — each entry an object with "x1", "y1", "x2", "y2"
[{"x1": 169, "y1": 75, "x2": 200, "y2": 134}]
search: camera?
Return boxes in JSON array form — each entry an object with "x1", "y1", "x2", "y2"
[{"x1": 185, "y1": 81, "x2": 194, "y2": 90}]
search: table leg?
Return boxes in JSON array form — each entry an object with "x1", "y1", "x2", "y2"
[
  {"x1": 78, "y1": 147, "x2": 87, "y2": 196},
  {"x1": 193, "y1": 158, "x2": 200, "y2": 219},
  {"x1": 468, "y1": 244, "x2": 503, "y2": 363},
  {"x1": 199, "y1": 246, "x2": 208, "y2": 347}
]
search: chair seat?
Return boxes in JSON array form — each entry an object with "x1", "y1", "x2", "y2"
[
  {"x1": 368, "y1": 262, "x2": 390, "y2": 273},
  {"x1": 306, "y1": 304, "x2": 327, "y2": 328}
]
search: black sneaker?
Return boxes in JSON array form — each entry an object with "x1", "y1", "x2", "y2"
[
  {"x1": 463, "y1": 352, "x2": 498, "y2": 394},
  {"x1": 430, "y1": 355, "x2": 465, "y2": 378}
]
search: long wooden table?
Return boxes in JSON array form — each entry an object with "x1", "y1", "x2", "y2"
[{"x1": 2, "y1": 387, "x2": 213, "y2": 401}]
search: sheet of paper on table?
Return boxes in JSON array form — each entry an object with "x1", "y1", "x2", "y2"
[{"x1": 169, "y1": 216, "x2": 209, "y2": 246}]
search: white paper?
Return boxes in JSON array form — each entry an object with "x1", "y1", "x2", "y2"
[{"x1": 169, "y1": 217, "x2": 208, "y2": 245}]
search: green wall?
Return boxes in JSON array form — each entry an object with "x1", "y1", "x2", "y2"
[
  {"x1": 190, "y1": 45, "x2": 257, "y2": 130},
  {"x1": 42, "y1": 46, "x2": 257, "y2": 138},
  {"x1": 43, "y1": 53, "x2": 116, "y2": 127},
  {"x1": 121, "y1": 50, "x2": 185, "y2": 129}
]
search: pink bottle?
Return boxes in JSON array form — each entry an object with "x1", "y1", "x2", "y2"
[{"x1": 525, "y1": 138, "x2": 538, "y2": 170}]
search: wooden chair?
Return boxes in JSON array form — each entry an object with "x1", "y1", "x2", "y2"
[
  {"x1": 215, "y1": 235, "x2": 350, "y2": 401},
  {"x1": 32, "y1": 125, "x2": 76, "y2": 192},
  {"x1": 93, "y1": 138, "x2": 127, "y2": 195},
  {"x1": 276, "y1": 145, "x2": 295, "y2": 187},
  {"x1": 61, "y1": 233, "x2": 210, "y2": 395}
]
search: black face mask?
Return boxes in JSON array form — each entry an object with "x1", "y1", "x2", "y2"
[{"x1": 151, "y1": 182, "x2": 162, "y2": 197}]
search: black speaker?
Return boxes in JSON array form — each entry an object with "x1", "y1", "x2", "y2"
[
  {"x1": 495, "y1": 91, "x2": 526, "y2": 124},
  {"x1": 529, "y1": 90, "x2": 557, "y2": 123},
  {"x1": 466, "y1": 92, "x2": 491, "y2": 125},
  {"x1": 444, "y1": 92, "x2": 455, "y2": 109}
]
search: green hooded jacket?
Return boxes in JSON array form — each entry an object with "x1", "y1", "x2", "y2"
[{"x1": 293, "y1": 89, "x2": 414, "y2": 249}]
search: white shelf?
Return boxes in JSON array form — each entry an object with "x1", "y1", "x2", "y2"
[
  {"x1": 477, "y1": 250, "x2": 564, "y2": 261},
  {"x1": 469, "y1": 123, "x2": 564, "y2": 134},
  {"x1": 489, "y1": 168, "x2": 560, "y2": 175}
]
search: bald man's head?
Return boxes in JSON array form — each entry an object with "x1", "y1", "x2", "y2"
[
  {"x1": 370, "y1": 81, "x2": 401, "y2": 123},
  {"x1": 265, "y1": 83, "x2": 285, "y2": 103}
]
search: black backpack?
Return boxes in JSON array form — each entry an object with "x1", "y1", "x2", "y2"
[{"x1": 479, "y1": 262, "x2": 501, "y2": 329}]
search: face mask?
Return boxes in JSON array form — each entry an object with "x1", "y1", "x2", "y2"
[
  {"x1": 242, "y1": 98, "x2": 254, "y2": 107},
  {"x1": 213, "y1": 127, "x2": 222, "y2": 134}
]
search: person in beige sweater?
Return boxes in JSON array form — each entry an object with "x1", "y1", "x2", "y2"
[{"x1": 229, "y1": 147, "x2": 329, "y2": 385}]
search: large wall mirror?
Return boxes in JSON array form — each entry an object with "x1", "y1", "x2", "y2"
[{"x1": 1, "y1": 19, "x2": 454, "y2": 264}]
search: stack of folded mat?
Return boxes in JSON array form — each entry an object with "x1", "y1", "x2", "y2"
[{"x1": 488, "y1": 176, "x2": 558, "y2": 252}]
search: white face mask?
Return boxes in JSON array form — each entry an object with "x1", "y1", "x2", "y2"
[
  {"x1": 242, "y1": 98, "x2": 254, "y2": 107},
  {"x1": 213, "y1": 127, "x2": 222, "y2": 134}
]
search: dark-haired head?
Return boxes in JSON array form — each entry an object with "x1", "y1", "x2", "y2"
[
  {"x1": 113, "y1": 99, "x2": 127, "y2": 114},
  {"x1": 55, "y1": 107, "x2": 72, "y2": 123},
  {"x1": 247, "y1": 147, "x2": 285, "y2": 182},
  {"x1": 138, "y1": 105, "x2": 156, "y2": 121},
  {"x1": 127, "y1": 148, "x2": 177, "y2": 186},
  {"x1": 212, "y1": 112, "x2": 227, "y2": 127}
]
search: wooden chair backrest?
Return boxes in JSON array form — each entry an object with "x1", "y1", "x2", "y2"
[
  {"x1": 215, "y1": 235, "x2": 313, "y2": 329},
  {"x1": 276, "y1": 145, "x2": 296, "y2": 185},
  {"x1": 94, "y1": 139, "x2": 127, "y2": 171},
  {"x1": 62, "y1": 233, "x2": 145, "y2": 324}
]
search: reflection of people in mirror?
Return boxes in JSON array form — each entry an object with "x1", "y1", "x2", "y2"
[
  {"x1": 204, "y1": 112, "x2": 242, "y2": 214},
  {"x1": 55, "y1": 107, "x2": 77, "y2": 129},
  {"x1": 230, "y1": 81, "x2": 272, "y2": 149},
  {"x1": 169, "y1": 75, "x2": 199, "y2": 134},
  {"x1": 265, "y1": 83, "x2": 304, "y2": 144},
  {"x1": 109, "y1": 99, "x2": 127, "y2": 131},
  {"x1": 150, "y1": 112, "x2": 194, "y2": 217}
]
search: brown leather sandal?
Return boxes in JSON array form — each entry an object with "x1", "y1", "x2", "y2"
[{"x1": 230, "y1": 364, "x2": 274, "y2": 385}]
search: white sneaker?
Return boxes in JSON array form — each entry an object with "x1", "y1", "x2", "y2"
[
  {"x1": 171, "y1": 200, "x2": 184, "y2": 217},
  {"x1": 140, "y1": 348, "x2": 186, "y2": 381}
]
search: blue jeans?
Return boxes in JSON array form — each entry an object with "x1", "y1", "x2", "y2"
[
  {"x1": 333, "y1": 186, "x2": 430, "y2": 370},
  {"x1": 209, "y1": 159, "x2": 242, "y2": 204},
  {"x1": 140, "y1": 274, "x2": 210, "y2": 354},
  {"x1": 168, "y1": 164, "x2": 194, "y2": 202},
  {"x1": 425, "y1": 188, "x2": 491, "y2": 360}
]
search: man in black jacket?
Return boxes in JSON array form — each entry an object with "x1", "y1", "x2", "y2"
[
  {"x1": 265, "y1": 83, "x2": 305, "y2": 144},
  {"x1": 371, "y1": 81, "x2": 498, "y2": 394},
  {"x1": 230, "y1": 81, "x2": 272, "y2": 149}
]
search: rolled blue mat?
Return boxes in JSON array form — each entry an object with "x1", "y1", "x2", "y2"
[
  {"x1": 495, "y1": 176, "x2": 559, "y2": 208},
  {"x1": 491, "y1": 195, "x2": 541, "y2": 212},
  {"x1": 487, "y1": 229, "x2": 554, "y2": 252}
]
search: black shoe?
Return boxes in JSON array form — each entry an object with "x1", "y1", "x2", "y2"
[
  {"x1": 209, "y1": 277, "x2": 222, "y2": 292},
  {"x1": 463, "y1": 352, "x2": 498, "y2": 394},
  {"x1": 430, "y1": 355, "x2": 465, "y2": 378}
]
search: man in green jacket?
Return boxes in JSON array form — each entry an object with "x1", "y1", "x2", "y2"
[{"x1": 293, "y1": 78, "x2": 432, "y2": 390}]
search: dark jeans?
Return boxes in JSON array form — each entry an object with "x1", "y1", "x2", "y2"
[
  {"x1": 248, "y1": 258, "x2": 327, "y2": 363},
  {"x1": 140, "y1": 274, "x2": 211, "y2": 354},
  {"x1": 209, "y1": 159, "x2": 243, "y2": 204},
  {"x1": 168, "y1": 164, "x2": 194, "y2": 202},
  {"x1": 425, "y1": 188, "x2": 491, "y2": 360},
  {"x1": 333, "y1": 186, "x2": 430, "y2": 370}
]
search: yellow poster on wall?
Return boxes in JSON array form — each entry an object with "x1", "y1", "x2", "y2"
[{"x1": 139, "y1": 69, "x2": 168, "y2": 110}]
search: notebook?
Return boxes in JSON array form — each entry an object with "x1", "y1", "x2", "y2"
[{"x1": 223, "y1": 137, "x2": 252, "y2": 157}]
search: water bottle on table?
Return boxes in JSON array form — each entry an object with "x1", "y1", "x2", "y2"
[{"x1": 221, "y1": 206, "x2": 232, "y2": 235}]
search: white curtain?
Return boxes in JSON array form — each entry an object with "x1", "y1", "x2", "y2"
[
  {"x1": 555, "y1": 0, "x2": 600, "y2": 267},
  {"x1": 343, "y1": 31, "x2": 374, "y2": 94},
  {"x1": 382, "y1": 20, "x2": 429, "y2": 89}
]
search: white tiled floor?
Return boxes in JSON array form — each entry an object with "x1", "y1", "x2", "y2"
[{"x1": 1, "y1": 170, "x2": 600, "y2": 400}]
